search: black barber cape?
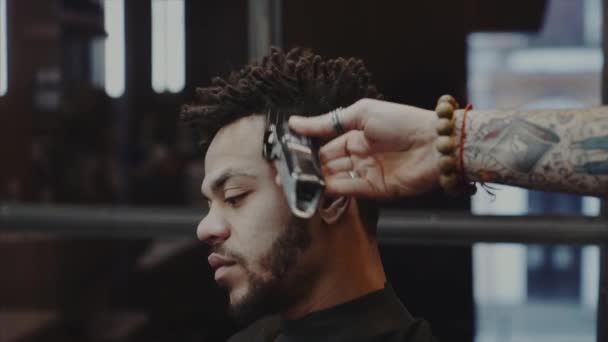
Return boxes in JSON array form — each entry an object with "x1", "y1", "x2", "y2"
[{"x1": 227, "y1": 284, "x2": 437, "y2": 342}]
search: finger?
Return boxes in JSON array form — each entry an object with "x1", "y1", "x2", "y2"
[
  {"x1": 288, "y1": 115, "x2": 336, "y2": 138},
  {"x1": 319, "y1": 132, "x2": 350, "y2": 163},
  {"x1": 324, "y1": 176, "x2": 374, "y2": 198},
  {"x1": 319, "y1": 130, "x2": 369, "y2": 163},
  {"x1": 322, "y1": 156, "x2": 354, "y2": 174},
  {"x1": 288, "y1": 102, "x2": 365, "y2": 138}
]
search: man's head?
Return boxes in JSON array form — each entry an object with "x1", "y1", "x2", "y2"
[{"x1": 181, "y1": 47, "x2": 381, "y2": 323}]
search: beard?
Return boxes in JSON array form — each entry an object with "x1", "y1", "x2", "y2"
[{"x1": 213, "y1": 216, "x2": 312, "y2": 326}]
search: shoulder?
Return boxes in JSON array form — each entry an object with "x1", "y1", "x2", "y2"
[{"x1": 227, "y1": 316, "x2": 281, "y2": 342}]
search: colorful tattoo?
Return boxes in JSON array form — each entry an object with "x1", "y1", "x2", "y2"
[
  {"x1": 462, "y1": 108, "x2": 608, "y2": 196},
  {"x1": 570, "y1": 135, "x2": 608, "y2": 175},
  {"x1": 473, "y1": 117, "x2": 560, "y2": 173}
]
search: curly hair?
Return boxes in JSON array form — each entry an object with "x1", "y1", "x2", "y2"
[
  {"x1": 181, "y1": 47, "x2": 382, "y2": 148},
  {"x1": 180, "y1": 47, "x2": 381, "y2": 236}
]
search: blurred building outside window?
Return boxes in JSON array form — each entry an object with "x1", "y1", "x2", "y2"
[
  {"x1": 103, "y1": 0, "x2": 125, "y2": 98},
  {"x1": 469, "y1": 0, "x2": 601, "y2": 341},
  {"x1": 0, "y1": 0, "x2": 7, "y2": 96},
  {"x1": 151, "y1": 0, "x2": 185, "y2": 94},
  {"x1": 91, "y1": 38, "x2": 104, "y2": 89}
]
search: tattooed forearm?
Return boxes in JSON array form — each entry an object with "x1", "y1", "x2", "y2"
[{"x1": 455, "y1": 107, "x2": 608, "y2": 197}]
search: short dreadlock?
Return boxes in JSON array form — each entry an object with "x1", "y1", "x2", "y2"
[
  {"x1": 181, "y1": 47, "x2": 382, "y2": 148},
  {"x1": 180, "y1": 47, "x2": 381, "y2": 235}
]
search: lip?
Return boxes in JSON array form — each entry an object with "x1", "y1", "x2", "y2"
[
  {"x1": 214, "y1": 264, "x2": 236, "y2": 282},
  {"x1": 208, "y1": 253, "x2": 237, "y2": 270}
]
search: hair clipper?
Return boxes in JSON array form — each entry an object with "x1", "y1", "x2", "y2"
[{"x1": 263, "y1": 113, "x2": 325, "y2": 219}]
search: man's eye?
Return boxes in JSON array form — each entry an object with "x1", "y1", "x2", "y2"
[{"x1": 224, "y1": 193, "x2": 247, "y2": 206}]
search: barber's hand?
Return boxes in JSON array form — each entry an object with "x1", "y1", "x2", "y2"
[{"x1": 289, "y1": 99, "x2": 440, "y2": 199}]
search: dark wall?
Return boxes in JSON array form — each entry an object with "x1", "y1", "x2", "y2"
[
  {"x1": 0, "y1": 0, "x2": 59, "y2": 199},
  {"x1": 282, "y1": 0, "x2": 468, "y2": 108},
  {"x1": 185, "y1": 1, "x2": 249, "y2": 92}
]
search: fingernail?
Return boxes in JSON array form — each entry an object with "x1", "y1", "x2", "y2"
[{"x1": 288, "y1": 116, "x2": 302, "y2": 125}]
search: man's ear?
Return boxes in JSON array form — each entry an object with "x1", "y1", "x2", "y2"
[
  {"x1": 274, "y1": 173, "x2": 282, "y2": 187},
  {"x1": 319, "y1": 196, "x2": 351, "y2": 225}
]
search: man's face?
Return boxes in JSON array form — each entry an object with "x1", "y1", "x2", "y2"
[{"x1": 198, "y1": 116, "x2": 320, "y2": 322}]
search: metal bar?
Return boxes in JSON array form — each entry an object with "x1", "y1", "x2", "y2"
[
  {"x1": 0, "y1": 204, "x2": 199, "y2": 239},
  {"x1": 1, "y1": 204, "x2": 607, "y2": 244},
  {"x1": 379, "y1": 210, "x2": 608, "y2": 246},
  {"x1": 598, "y1": 1, "x2": 608, "y2": 339},
  {"x1": 248, "y1": 0, "x2": 271, "y2": 61},
  {"x1": 247, "y1": 0, "x2": 282, "y2": 61},
  {"x1": 270, "y1": 0, "x2": 282, "y2": 47},
  {"x1": 599, "y1": 245, "x2": 608, "y2": 342}
]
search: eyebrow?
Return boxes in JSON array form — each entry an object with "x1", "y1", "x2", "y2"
[{"x1": 201, "y1": 169, "x2": 257, "y2": 201}]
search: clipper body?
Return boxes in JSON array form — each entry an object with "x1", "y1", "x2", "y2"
[{"x1": 263, "y1": 117, "x2": 325, "y2": 219}]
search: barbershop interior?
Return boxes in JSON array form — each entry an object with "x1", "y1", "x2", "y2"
[{"x1": 0, "y1": 0, "x2": 606, "y2": 341}]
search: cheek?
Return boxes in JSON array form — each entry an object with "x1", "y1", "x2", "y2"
[{"x1": 230, "y1": 187, "x2": 291, "y2": 266}]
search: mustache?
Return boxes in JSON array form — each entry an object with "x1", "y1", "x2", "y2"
[{"x1": 210, "y1": 245, "x2": 247, "y2": 266}]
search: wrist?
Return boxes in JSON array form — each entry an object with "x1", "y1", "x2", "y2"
[
  {"x1": 434, "y1": 96, "x2": 476, "y2": 195},
  {"x1": 453, "y1": 109, "x2": 466, "y2": 173}
]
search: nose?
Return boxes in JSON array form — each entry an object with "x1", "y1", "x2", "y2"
[{"x1": 197, "y1": 206, "x2": 231, "y2": 245}]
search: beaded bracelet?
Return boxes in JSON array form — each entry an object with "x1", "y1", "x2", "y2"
[{"x1": 434, "y1": 95, "x2": 476, "y2": 196}]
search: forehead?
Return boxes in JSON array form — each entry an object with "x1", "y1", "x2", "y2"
[{"x1": 204, "y1": 115, "x2": 267, "y2": 177}]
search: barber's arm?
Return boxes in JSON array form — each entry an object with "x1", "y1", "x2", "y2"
[
  {"x1": 460, "y1": 106, "x2": 608, "y2": 196},
  {"x1": 289, "y1": 98, "x2": 608, "y2": 198}
]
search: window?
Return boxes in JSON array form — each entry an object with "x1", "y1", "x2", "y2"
[
  {"x1": 151, "y1": 0, "x2": 185, "y2": 93},
  {"x1": 469, "y1": 0, "x2": 602, "y2": 341},
  {"x1": 0, "y1": 0, "x2": 8, "y2": 96},
  {"x1": 103, "y1": 0, "x2": 125, "y2": 98}
]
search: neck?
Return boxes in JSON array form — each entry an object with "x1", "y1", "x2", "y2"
[{"x1": 282, "y1": 217, "x2": 386, "y2": 320}]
